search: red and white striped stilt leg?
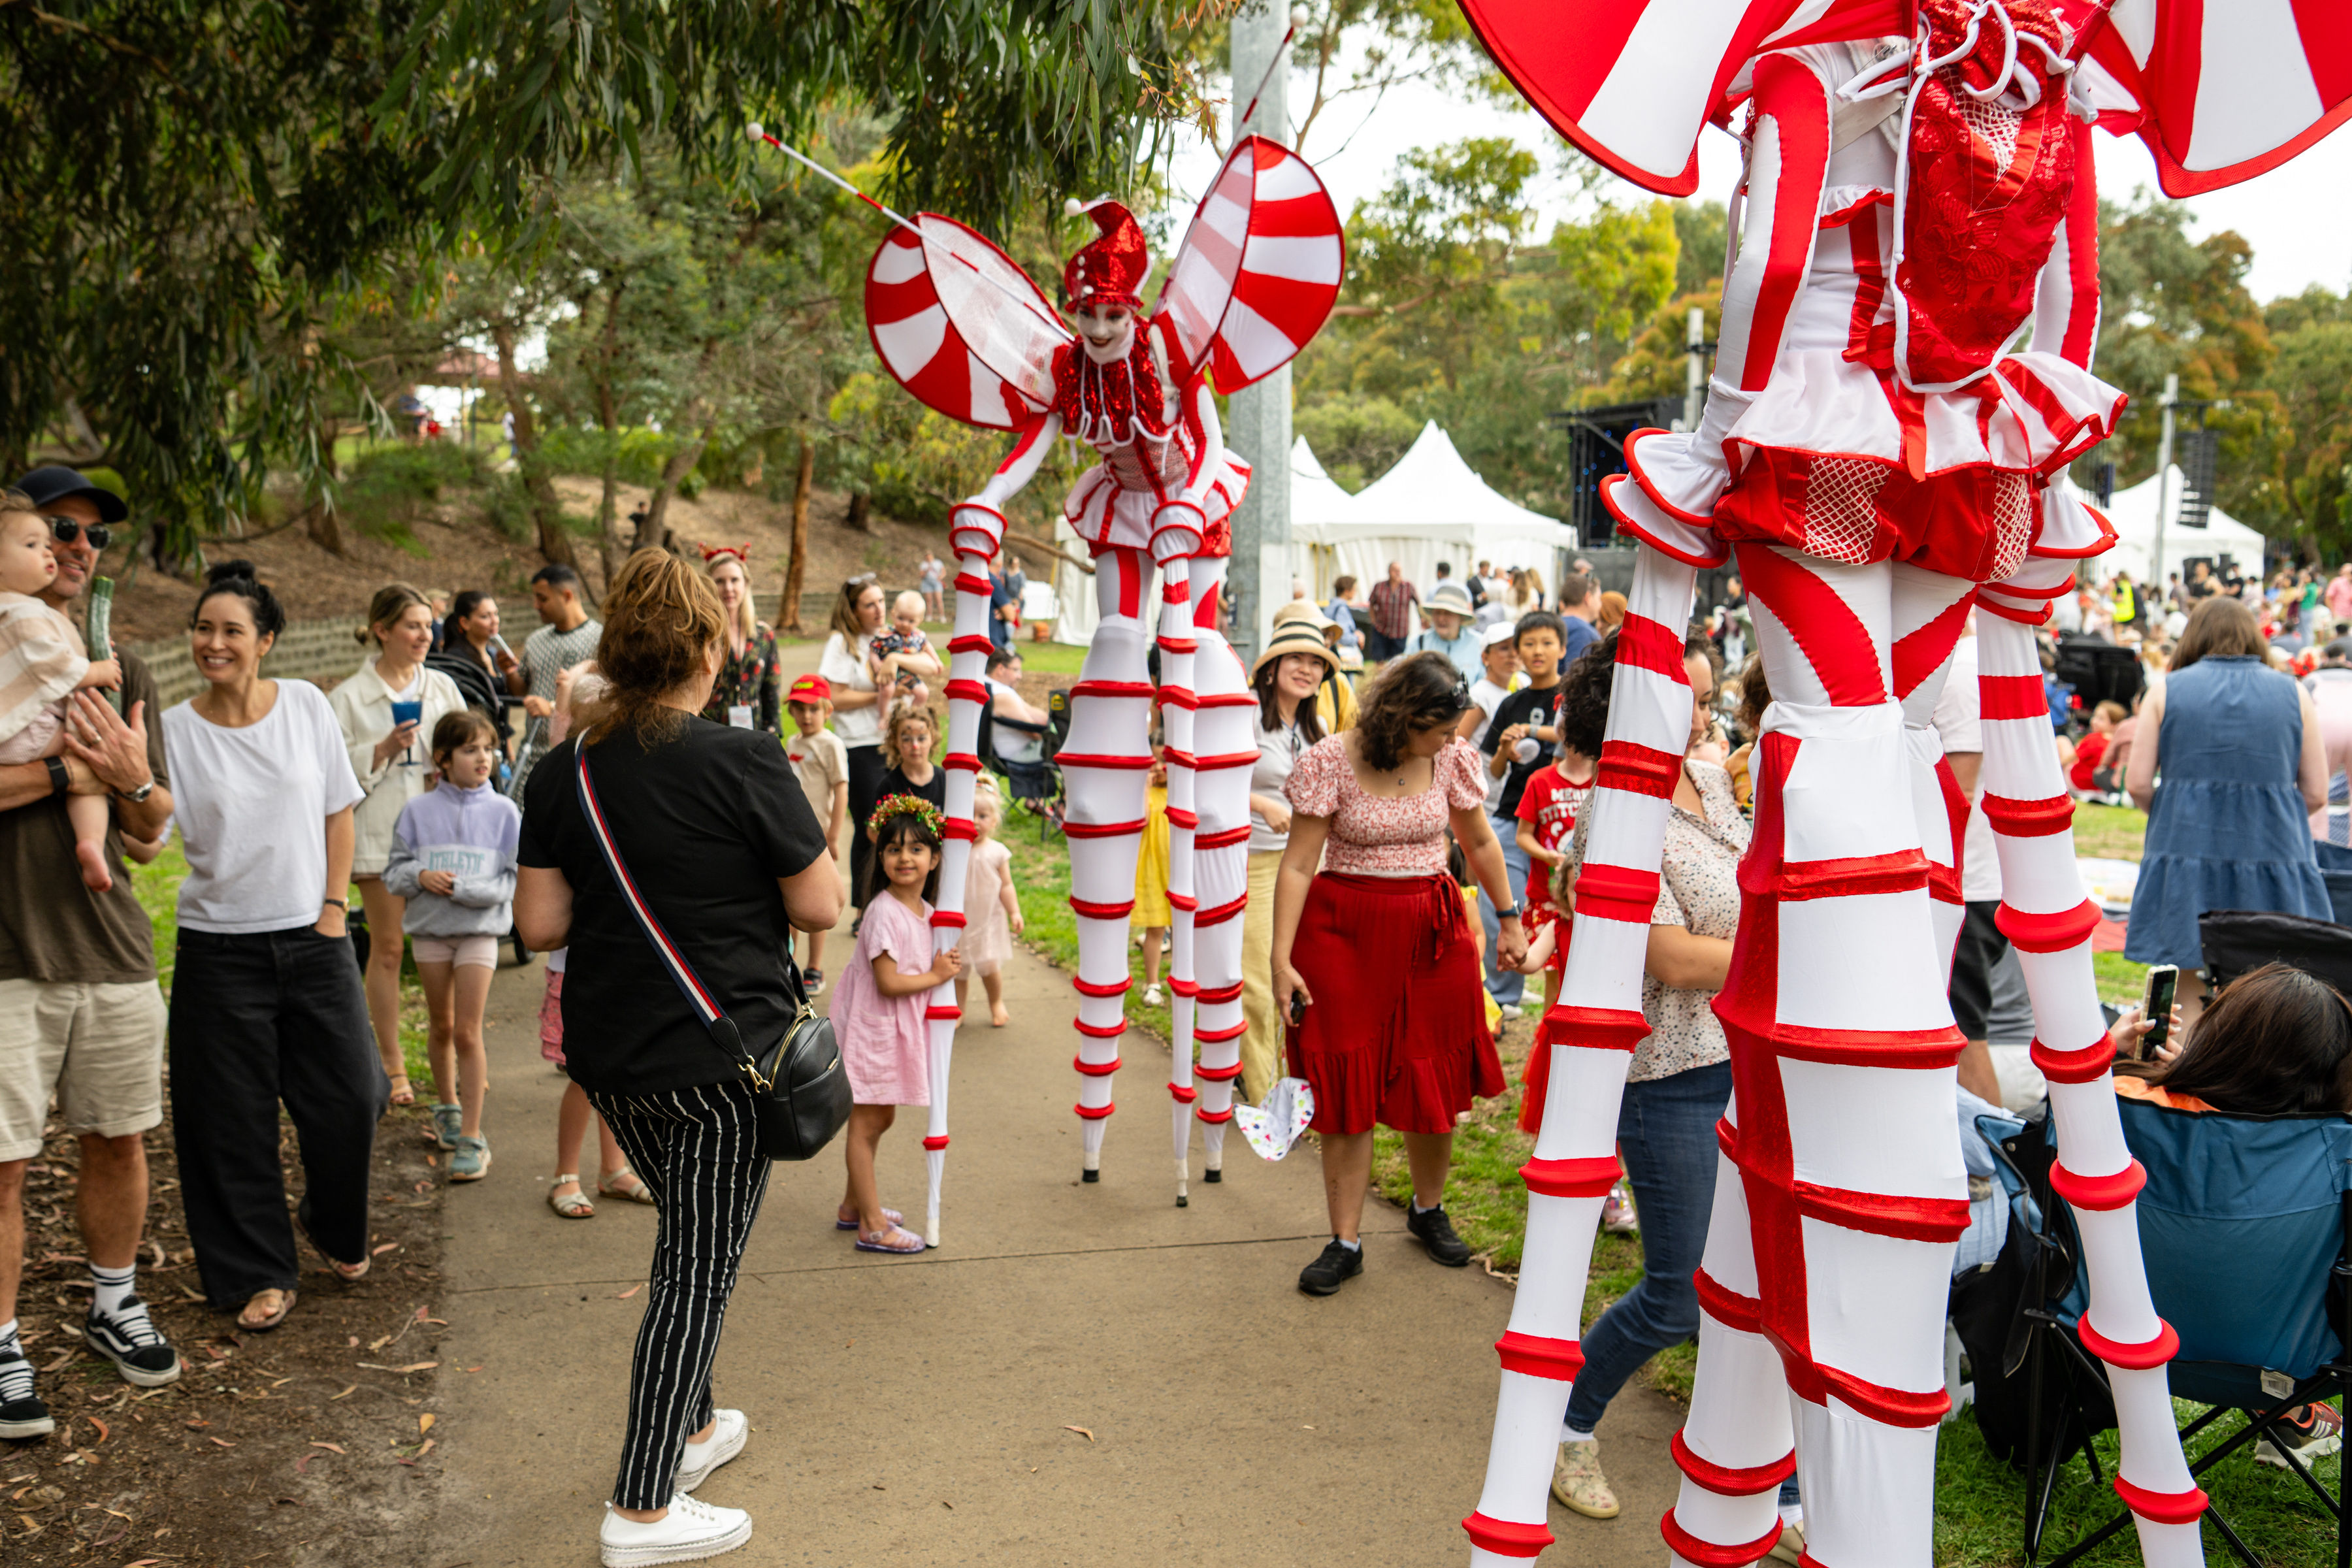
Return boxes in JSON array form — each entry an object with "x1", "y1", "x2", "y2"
[
  {"x1": 1062, "y1": 546, "x2": 1157, "y2": 1182},
  {"x1": 926, "y1": 505, "x2": 1011, "y2": 1245},
  {"x1": 1158, "y1": 555, "x2": 1201, "y2": 1204},
  {"x1": 1696, "y1": 545, "x2": 1972, "y2": 1568},
  {"x1": 1976, "y1": 564, "x2": 2206, "y2": 1567},
  {"x1": 1186, "y1": 555, "x2": 1251, "y2": 1181},
  {"x1": 1463, "y1": 541, "x2": 1701, "y2": 1564},
  {"x1": 1891, "y1": 563, "x2": 1978, "y2": 973}
]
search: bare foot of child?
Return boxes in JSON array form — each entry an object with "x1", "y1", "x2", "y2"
[
  {"x1": 990, "y1": 1001, "x2": 1010, "y2": 1028},
  {"x1": 75, "y1": 839, "x2": 112, "y2": 893}
]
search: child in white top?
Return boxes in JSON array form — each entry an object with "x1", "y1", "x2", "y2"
[
  {"x1": 0, "y1": 508, "x2": 127, "y2": 889},
  {"x1": 867, "y1": 589, "x2": 934, "y2": 693}
]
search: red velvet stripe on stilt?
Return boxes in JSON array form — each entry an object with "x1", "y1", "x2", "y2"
[
  {"x1": 955, "y1": 572, "x2": 992, "y2": 595},
  {"x1": 2114, "y1": 1476, "x2": 2210, "y2": 1526},
  {"x1": 1573, "y1": 862, "x2": 1663, "y2": 924},
  {"x1": 1194, "y1": 1059, "x2": 1245, "y2": 1080},
  {"x1": 1070, "y1": 898, "x2": 1136, "y2": 919},
  {"x1": 1981, "y1": 792, "x2": 2075, "y2": 836},
  {"x1": 1195, "y1": 981, "x2": 1243, "y2": 1005},
  {"x1": 2049, "y1": 1158, "x2": 2147, "y2": 1211},
  {"x1": 1695, "y1": 1269, "x2": 1763, "y2": 1334},
  {"x1": 1705, "y1": 1005, "x2": 1965, "y2": 1070},
  {"x1": 1661, "y1": 1511, "x2": 1786, "y2": 1568},
  {"x1": 1071, "y1": 1054, "x2": 1122, "y2": 1076},
  {"x1": 1616, "y1": 615, "x2": 1691, "y2": 681},
  {"x1": 943, "y1": 752, "x2": 983, "y2": 773},
  {"x1": 2078, "y1": 1316, "x2": 2180, "y2": 1371},
  {"x1": 1977, "y1": 674, "x2": 2047, "y2": 721},
  {"x1": 1460, "y1": 1512, "x2": 1552, "y2": 1558},
  {"x1": 1064, "y1": 818, "x2": 1147, "y2": 838},
  {"x1": 1196, "y1": 825, "x2": 1252, "y2": 850},
  {"x1": 2030, "y1": 1034, "x2": 2115, "y2": 1084},
  {"x1": 1073, "y1": 1018, "x2": 1127, "y2": 1039},
  {"x1": 1494, "y1": 1331, "x2": 1585, "y2": 1380},
  {"x1": 1168, "y1": 1083, "x2": 1198, "y2": 1103},
  {"x1": 1073, "y1": 975, "x2": 1132, "y2": 998},
  {"x1": 1194, "y1": 1105, "x2": 1235, "y2": 1124},
  {"x1": 923, "y1": 1134, "x2": 950, "y2": 1151},
  {"x1": 945, "y1": 679, "x2": 990, "y2": 704},
  {"x1": 1771, "y1": 848, "x2": 1931, "y2": 899},
  {"x1": 1597, "y1": 742, "x2": 1681, "y2": 798},
  {"x1": 1194, "y1": 1021, "x2": 1247, "y2": 1045},
  {"x1": 1073, "y1": 1102, "x2": 1117, "y2": 1120},
  {"x1": 1520, "y1": 1156, "x2": 1620, "y2": 1197},
  {"x1": 1056, "y1": 754, "x2": 1156, "y2": 771},
  {"x1": 944, "y1": 818, "x2": 976, "y2": 841},
  {"x1": 1070, "y1": 680, "x2": 1158, "y2": 700},
  {"x1": 948, "y1": 634, "x2": 996, "y2": 655},
  {"x1": 1542, "y1": 1005, "x2": 1651, "y2": 1051},
  {"x1": 926, "y1": 1005, "x2": 962, "y2": 1021},
  {"x1": 1891, "y1": 588, "x2": 1976, "y2": 700},
  {"x1": 1195, "y1": 893, "x2": 1247, "y2": 926},
  {"x1": 1994, "y1": 898, "x2": 2100, "y2": 952},
  {"x1": 1671, "y1": 1432, "x2": 1797, "y2": 1496},
  {"x1": 1793, "y1": 1182, "x2": 1972, "y2": 1243}
]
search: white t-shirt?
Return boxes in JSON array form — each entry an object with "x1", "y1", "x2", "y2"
[
  {"x1": 1929, "y1": 636, "x2": 2002, "y2": 904},
  {"x1": 818, "y1": 632, "x2": 883, "y2": 748},
  {"x1": 164, "y1": 679, "x2": 367, "y2": 933},
  {"x1": 1469, "y1": 677, "x2": 1513, "y2": 815},
  {"x1": 987, "y1": 677, "x2": 1046, "y2": 764}
]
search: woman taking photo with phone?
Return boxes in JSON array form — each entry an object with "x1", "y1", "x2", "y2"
[
  {"x1": 1271, "y1": 651, "x2": 1523, "y2": 1297},
  {"x1": 329, "y1": 583, "x2": 464, "y2": 1110}
]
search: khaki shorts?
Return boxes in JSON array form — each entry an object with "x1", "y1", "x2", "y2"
[{"x1": 0, "y1": 977, "x2": 167, "y2": 1160}]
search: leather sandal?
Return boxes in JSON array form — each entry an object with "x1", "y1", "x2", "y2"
[
  {"x1": 385, "y1": 1073, "x2": 416, "y2": 1108},
  {"x1": 238, "y1": 1288, "x2": 296, "y2": 1331},
  {"x1": 548, "y1": 1175, "x2": 595, "y2": 1219},
  {"x1": 598, "y1": 1168, "x2": 657, "y2": 1205}
]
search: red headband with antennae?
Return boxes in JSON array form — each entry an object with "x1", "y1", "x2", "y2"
[{"x1": 700, "y1": 542, "x2": 754, "y2": 567}]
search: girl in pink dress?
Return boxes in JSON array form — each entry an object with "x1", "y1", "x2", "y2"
[
  {"x1": 828, "y1": 796, "x2": 962, "y2": 1254},
  {"x1": 957, "y1": 777, "x2": 1021, "y2": 1027}
]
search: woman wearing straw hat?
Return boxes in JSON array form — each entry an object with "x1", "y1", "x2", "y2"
[
  {"x1": 1237, "y1": 618, "x2": 1342, "y2": 1102},
  {"x1": 1270, "y1": 598, "x2": 1358, "y2": 734}
]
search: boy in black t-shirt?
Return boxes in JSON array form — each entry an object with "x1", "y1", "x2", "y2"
[{"x1": 1483, "y1": 612, "x2": 1571, "y2": 821}]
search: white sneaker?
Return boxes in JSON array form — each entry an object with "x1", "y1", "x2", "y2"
[
  {"x1": 600, "y1": 1493, "x2": 751, "y2": 1566},
  {"x1": 675, "y1": 1408, "x2": 748, "y2": 1494},
  {"x1": 1142, "y1": 984, "x2": 1164, "y2": 1007},
  {"x1": 1498, "y1": 1003, "x2": 1524, "y2": 1021}
]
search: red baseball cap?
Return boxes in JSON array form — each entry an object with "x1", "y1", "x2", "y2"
[{"x1": 787, "y1": 674, "x2": 832, "y2": 704}]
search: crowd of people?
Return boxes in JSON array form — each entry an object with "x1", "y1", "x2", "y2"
[{"x1": 7, "y1": 451, "x2": 2351, "y2": 1563}]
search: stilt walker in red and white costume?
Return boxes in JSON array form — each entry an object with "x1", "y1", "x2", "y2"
[
  {"x1": 1451, "y1": 2, "x2": 2352, "y2": 1564},
  {"x1": 854, "y1": 138, "x2": 1343, "y2": 1204}
]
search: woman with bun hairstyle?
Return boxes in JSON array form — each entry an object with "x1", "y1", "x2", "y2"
[
  {"x1": 163, "y1": 563, "x2": 380, "y2": 1333},
  {"x1": 329, "y1": 583, "x2": 465, "y2": 1110},
  {"x1": 513, "y1": 549, "x2": 838, "y2": 1566},
  {"x1": 1272, "y1": 650, "x2": 1524, "y2": 1296}
]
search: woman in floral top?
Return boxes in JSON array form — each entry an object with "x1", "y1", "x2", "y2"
[
  {"x1": 1538, "y1": 627, "x2": 1786, "y2": 1536},
  {"x1": 699, "y1": 546, "x2": 779, "y2": 732},
  {"x1": 1272, "y1": 652, "x2": 1526, "y2": 1298}
]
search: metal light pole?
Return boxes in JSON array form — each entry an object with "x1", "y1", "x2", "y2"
[
  {"x1": 2151, "y1": 372, "x2": 2178, "y2": 588},
  {"x1": 1681, "y1": 306, "x2": 1707, "y2": 432},
  {"x1": 1224, "y1": 1, "x2": 1293, "y2": 663}
]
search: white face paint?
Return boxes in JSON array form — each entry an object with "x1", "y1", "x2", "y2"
[{"x1": 1075, "y1": 302, "x2": 1135, "y2": 364}]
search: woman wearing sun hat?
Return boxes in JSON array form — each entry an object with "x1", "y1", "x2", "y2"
[
  {"x1": 1236, "y1": 616, "x2": 1345, "y2": 1102},
  {"x1": 1269, "y1": 598, "x2": 1358, "y2": 734}
]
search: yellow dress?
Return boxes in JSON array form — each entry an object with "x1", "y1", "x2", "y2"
[{"x1": 1132, "y1": 781, "x2": 1172, "y2": 928}]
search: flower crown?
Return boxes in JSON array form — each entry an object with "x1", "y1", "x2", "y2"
[{"x1": 867, "y1": 792, "x2": 946, "y2": 843}]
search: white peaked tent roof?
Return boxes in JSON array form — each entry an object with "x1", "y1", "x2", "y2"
[
  {"x1": 1290, "y1": 437, "x2": 1365, "y2": 527},
  {"x1": 2096, "y1": 463, "x2": 2274, "y2": 584},
  {"x1": 1307, "y1": 421, "x2": 1570, "y2": 545}
]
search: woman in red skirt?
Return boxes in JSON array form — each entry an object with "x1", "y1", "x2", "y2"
[{"x1": 1273, "y1": 651, "x2": 1528, "y2": 1295}]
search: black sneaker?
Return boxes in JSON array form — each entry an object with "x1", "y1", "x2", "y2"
[
  {"x1": 0, "y1": 1355, "x2": 51, "y2": 1439},
  {"x1": 1407, "y1": 1203, "x2": 1473, "y2": 1267},
  {"x1": 84, "y1": 1296, "x2": 183, "y2": 1388},
  {"x1": 1298, "y1": 1238, "x2": 1365, "y2": 1296}
]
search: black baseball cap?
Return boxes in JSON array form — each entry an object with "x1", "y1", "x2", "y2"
[{"x1": 11, "y1": 465, "x2": 128, "y2": 523}]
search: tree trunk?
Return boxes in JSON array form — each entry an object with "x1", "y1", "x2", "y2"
[
  {"x1": 304, "y1": 419, "x2": 344, "y2": 555},
  {"x1": 783, "y1": 438, "x2": 814, "y2": 635},
  {"x1": 491, "y1": 319, "x2": 576, "y2": 569},
  {"x1": 846, "y1": 491, "x2": 871, "y2": 532},
  {"x1": 643, "y1": 421, "x2": 711, "y2": 547},
  {"x1": 594, "y1": 282, "x2": 628, "y2": 585}
]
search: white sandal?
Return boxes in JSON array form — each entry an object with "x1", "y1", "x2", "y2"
[{"x1": 547, "y1": 1174, "x2": 596, "y2": 1219}]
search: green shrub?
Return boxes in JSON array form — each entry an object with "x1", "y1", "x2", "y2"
[
  {"x1": 336, "y1": 442, "x2": 491, "y2": 553},
  {"x1": 536, "y1": 425, "x2": 704, "y2": 499}
]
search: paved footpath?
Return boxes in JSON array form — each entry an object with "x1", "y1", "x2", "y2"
[{"x1": 433, "y1": 645, "x2": 1684, "y2": 1565}]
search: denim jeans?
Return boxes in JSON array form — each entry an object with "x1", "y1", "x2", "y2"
[{"x1": 1482, "y1": 812, "x2": 1527, "y2": 1006}]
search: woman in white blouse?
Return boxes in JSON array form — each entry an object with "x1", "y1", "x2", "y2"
[
  {"x1": 817, "y1": 576, "x2": 938, "y2": 908},
  {"x1": 163, "y1": 562, "x2": 380, "y2": 1333},
  {"x1": 329, "y1": 583, "x2": 463, "y2": 1108}
]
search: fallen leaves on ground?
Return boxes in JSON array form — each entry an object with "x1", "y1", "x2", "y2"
[{"x1": 1061, "y1": 1426, "x2": 1094, "y2": 1442}]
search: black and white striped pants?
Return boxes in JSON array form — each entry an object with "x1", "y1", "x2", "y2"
[{"x1": 586, "y1": 1078, "x2": 773, "y2": 1509}]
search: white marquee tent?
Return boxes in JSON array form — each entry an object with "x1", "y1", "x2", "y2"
[
  {"x1": 1292, "y1": 422, "x2": 1577, "y2": 599},
  {"x1": 2094, "y1": 463, "x2": 2274, "y2": 584}
]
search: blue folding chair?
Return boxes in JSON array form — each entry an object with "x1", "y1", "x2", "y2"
[{"x1": 2004, "y1": 1097, "x2": 2352, "y2": 1566}]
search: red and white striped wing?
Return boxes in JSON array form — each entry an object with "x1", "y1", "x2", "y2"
[
  {"x1": 1154, "y1": 135, "x2": 1345, "y2": 392},
  {"x1": 2072, "y1": 0, "x2": 2352, "y2": 197},
  {"x1": 865, "y1": 215, "x2": 1070, "y2": 431},
  {"x1": 1454, "y1": 0, "x2": 1906, "y2": 196}
]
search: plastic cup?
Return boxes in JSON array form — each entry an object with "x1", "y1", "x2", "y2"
[{"x1": 391, "y1": 699, "x2": 424, "y2": 766}]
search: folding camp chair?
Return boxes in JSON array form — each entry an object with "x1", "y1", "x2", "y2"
[
  {"x1": 1997, "y1": 1098, "x2": 2352, "y2": 1567},
  {"x1": 2313, "y1": 841, "x2": 2352, "y2": 928},
  {"x1": 976, "y1": 694, "x2": 1061, "y2": 839},
  {"x1": 2199, "y1": 909, "x2": 2352, "y2": 998}
]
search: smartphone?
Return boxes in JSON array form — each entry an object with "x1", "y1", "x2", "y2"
[
  {"x1": 1288, "y1": 991, "x2": 1307, "y2": 1027},
  {"x1": 2138, "y1": 964, "x2": 2180, "y2": 1059}
]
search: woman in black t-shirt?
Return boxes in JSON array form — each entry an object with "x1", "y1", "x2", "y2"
[
  {"x1": 873, "y1": 701, "x2": 947, "y2": 821},
  {"x1": 516, "y1": 551, "x2": 838, "y2": 1565}
]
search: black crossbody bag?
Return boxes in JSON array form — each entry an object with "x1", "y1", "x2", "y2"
[{"x1": 575, "y1": 751, "x2": 849, "y2": 1161}]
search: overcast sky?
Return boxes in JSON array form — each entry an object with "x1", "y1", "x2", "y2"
[{"x1": 1166, "y1": 65, "x2": 2352, "y2": 307}]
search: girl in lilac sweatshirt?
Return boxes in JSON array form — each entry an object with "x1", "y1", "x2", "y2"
[{"x1": 383, "y1": 711, "x2": 519, "y2": 1179}]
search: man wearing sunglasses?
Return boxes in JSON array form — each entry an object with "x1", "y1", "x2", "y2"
[{"x1": 0, "y1": 465, "x2": 182, "y2": 1435}]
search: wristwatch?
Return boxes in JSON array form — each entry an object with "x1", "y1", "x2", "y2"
[
  {"x1": 1495, "y1": 904, "x2": 1522, "y2": 921},
  {"x1": 44, "y1": 757, "x2": 69, "y2": 796},
  {"x1": 112, "y1": 778, "x2": 155, "y2": 805}
]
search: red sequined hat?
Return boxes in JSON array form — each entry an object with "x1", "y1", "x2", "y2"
[{"x1": 1061, "y1": 197, "x2": 1150, "y2": 310}]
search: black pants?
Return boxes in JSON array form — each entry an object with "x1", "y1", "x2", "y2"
[
  {"x1": 845, "y1": 741, "x2": 887, "y2": 906},
  {"x1": 589, "y1": 1079, "x2": 772, "y2": 1509},
  {"x1": 169, "y1": 926, "x2": 385, "y2": 1309}
]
